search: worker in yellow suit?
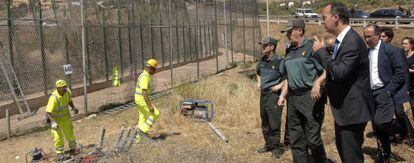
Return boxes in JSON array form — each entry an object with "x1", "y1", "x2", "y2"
[
  {"x1": 135, "y1": 59, "x2": 160, "y2": 143},
  {"x1": 45, "y1": 80, "x2": 79, "y2": 160},
  {"x1": 112, "y1": 65, "x2": 120, "y2": 87}
]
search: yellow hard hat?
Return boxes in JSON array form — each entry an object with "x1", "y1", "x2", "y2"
[
  {"x1": 146, "y1": 59, "x2": 159, "y2": 68},
  {"x1": 55, "y1": 79, "x2": 67, "y2": 88}
]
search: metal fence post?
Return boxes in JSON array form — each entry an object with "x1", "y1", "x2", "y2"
[
  {"x1": 85, "y1": 24, "x2": 92, "y2": 85},
  {"x1": 189, "y1": 25, "x2": 193, "y2": 61},
  {"x1": 223, "y1": 0, "x2": 229, "y2": 66},
  {"x1": 35, "y1": 1, "x2": 48, "y2": 95},
  {"x1": 129, "y1": 0, "x2": 136, "y2": 77},
  {"x1": 138, "y1": 4, "x2": 145, "y2": 70},
  {"x1": 6, "y1": 109, "x2": 11, "y2": 138},
  {"x1": 203, "y1": 19, "x2": 207, "y2": 58},
  {"x1": 169, "y1": 0, "x2": 173, "y2": 89},
  {"x1": 208, "y1": 19, "x2": 212, "y2": 57},
  {"x1": 182, "y1": 12, "x2": 187, "y2": 62},
  {"x1": 214, "y1": 0, "x2": 218, "y2": 73},
  {"x1": 6, "y1": 0, "x2": 14, "y2": 66},
  {"x1": 229, "y1": 0, "x2": 233, "y2": 63},
  {"x1": 116, "y1": 0, "x2": 124, "y2": 78},
  {"x1": 103, "y1": 13, "x2": 109, "y2": 81},
  {"x1": 81, "y1": 0, "x2": 88, "y2": 114},
  {"x1": 242, "y1": 0, "x2": 246, "y2": 65},
  {"x1": 175, "y1": 1, "x2": 180, "y2": 63},
  {"x1": 159, "y1": 1, "x2": 165, "y2": 67},
  {"x1": 196, "y1": 0, "x2": 200, "y2": 79},
  {"x1": 61, "y1": 8, "x2": 72, "y2": 88},
  {"x1": 150, "y1": 2, "x2": 155, "y2": 59}
]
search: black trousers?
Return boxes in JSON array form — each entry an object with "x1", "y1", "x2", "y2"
[
  {"x1": 260, "y1": 91, "x2": 282, "y2": 150},
  {"x1": 335, "y1": 122, "x2": 367, "y2": 163},
  {"x1": 372, "y1": 89, "x2": 406, "y2": 157},
  {"x1": 287, "y1": 91, "x2": 327, "y2": 163}
]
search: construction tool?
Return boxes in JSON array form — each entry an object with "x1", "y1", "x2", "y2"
[
  {"x1": 180, "y1": 99, "x2": 214, "y2": 121},
  {"x1": 180, "y1": 99, "x2": 228, "y2": 143},
  {"x1": 207, "y1": 121, "x2": 229, "y2": 143},
  {"x1": 25, "y1": 147, "x2": 48, "y2": 163}
]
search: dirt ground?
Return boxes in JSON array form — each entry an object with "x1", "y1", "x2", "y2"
[{"x1": 2, "y1": 63, "x2": 414, "y2": 163}]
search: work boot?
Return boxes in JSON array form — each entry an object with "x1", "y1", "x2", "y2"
[
  {"x1": 56, "y1": 153, "x2": 67, "y2": 161},
  {"x1": 67, "y1": 149, "x2": 79, "y2": 156},
  {"x1": 271, "y1": 148, "x2": 282, "y2": 159},
  {"x1": 257, "y1": 146, "x2": 273, "y2": 153},
  {"x1": 135, "y1": 129, "x2": 153, "y2": 143}
]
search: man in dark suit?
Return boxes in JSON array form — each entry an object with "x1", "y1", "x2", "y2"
[
  {"x1": 363, "y1": 24, "x2": 412, "y2": 162},
  {"x1": 313, "y1": 2, "x2": 374, "y2": 163}
]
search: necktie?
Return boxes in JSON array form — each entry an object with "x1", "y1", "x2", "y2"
[{"x1": 331, "y1": 39, "x2": 340, "y2": 60}]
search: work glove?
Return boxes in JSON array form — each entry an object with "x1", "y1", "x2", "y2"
[{"x1": 51, "y1": 121, "x2": 58, "y2": 130}]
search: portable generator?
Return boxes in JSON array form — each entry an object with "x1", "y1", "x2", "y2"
[{"x1": 180, "y1": 99, "x2": 214, "y2": 121}]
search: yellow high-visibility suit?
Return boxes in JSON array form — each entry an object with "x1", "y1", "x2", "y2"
[
  {"x1": 135, "y1": 70, "x2": 159, "y2": 133},
  {"x1": 112, "y1": 65, "x2": 120, "y2": 87},
  {"x1": 46, "y1": 89, "x2": 76, "y2": 154}
]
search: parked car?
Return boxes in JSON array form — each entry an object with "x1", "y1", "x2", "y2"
[
  {"x1": 369, "y1": 9, "x2": 410, "y2": 24},
  {"x1": 295, "y1": 8, "x2": 319, "y2": 18},
  {"x1": 351, "y1": 10, "x2": 369, "y2": 18}
]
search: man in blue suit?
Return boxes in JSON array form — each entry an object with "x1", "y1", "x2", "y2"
[{"x1": 363, "y1": 24, "x2": 410, "y2": 162}]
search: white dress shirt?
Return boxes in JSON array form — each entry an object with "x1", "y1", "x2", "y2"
[{"x1": 369, "y1": 40, "x2": 384, "y2": 90}]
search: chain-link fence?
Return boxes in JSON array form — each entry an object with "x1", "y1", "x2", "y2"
[{"x1": 0, "y1": 0, "x2": 261, "y2": 140}]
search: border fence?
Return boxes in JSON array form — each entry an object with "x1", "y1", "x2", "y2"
[{"x1": 0, "y1": 0, "x2": 262, "y2": 140}]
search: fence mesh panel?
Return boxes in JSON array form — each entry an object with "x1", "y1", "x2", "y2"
[{"x1": 0, "y1": 0, "x2": 261, "y2": 140}]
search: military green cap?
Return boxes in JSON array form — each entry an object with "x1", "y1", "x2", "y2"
[
  {"x1": 258, "y1": 36, "x2": 278, "y2": 46},
  {"x1": 281, "y1": 19, "x2": 305, "y2": 33}
]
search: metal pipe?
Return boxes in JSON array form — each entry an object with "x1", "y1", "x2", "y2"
[
  {"x1": 113, "y1": 126, "x2": 125, "y2": 151},
  {"x1": 97, "y1": 127, "x2": 105, "y2": 149},
  {"x1": 207, "y1": 122, "x2": 228, "y2": 143}
]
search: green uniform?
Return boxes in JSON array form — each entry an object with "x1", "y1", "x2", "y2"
[
  {"x1": 256, "y1": 54, "x2": 283, "y2": 153},
  {"x1": 280, "y1": 38, "x2": 327, "y2": 163}
]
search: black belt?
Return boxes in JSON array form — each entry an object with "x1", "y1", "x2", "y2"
[
  {"x1": 261, "y1": 87, "x2": 272, "y2": 93},
  {"x1": 289, "y1": 87, "x2": 311, "y2": 95}
]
